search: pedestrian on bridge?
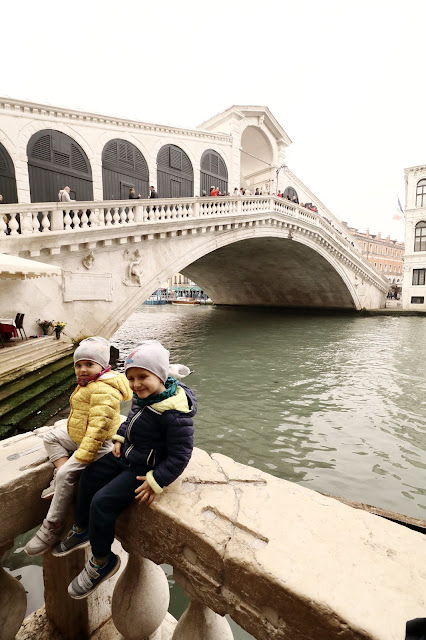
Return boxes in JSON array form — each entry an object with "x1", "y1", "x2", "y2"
[{"x1": 58, "y1": 186, "x2": 75, "y2": 202}]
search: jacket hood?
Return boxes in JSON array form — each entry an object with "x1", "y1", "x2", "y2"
[
  {"x1": 98, "y1": 371, "x2": 132, "y2": 401},
  {"x1": 151, "y1": 382, "x2": 197, "y2": 416}
]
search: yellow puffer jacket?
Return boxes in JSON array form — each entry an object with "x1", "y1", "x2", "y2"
[{"x1": 67, "y1": 371, "x2": 132, "y2": 464}]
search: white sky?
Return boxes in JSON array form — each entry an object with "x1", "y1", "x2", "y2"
[{"x1": 3, "y1": 0, "x2": 425, "y2": 242}]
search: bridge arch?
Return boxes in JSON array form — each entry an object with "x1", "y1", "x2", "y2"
[
  {"x1": 102, "y1": 138, "x2": 149, "y2": 200},
  {"x1": 0, "y1": 141, "x2": 18, "y2": 204},
  {"x1": 240, "y1": 125, "x2": 274, "y2": 193},
  {"x1": 156, "y1": 143, "x2": 194, "y2": 198},
  {"x1": 200, "y1": 149, "x2": 228, "y2": 196},
  {"x1": 27, "y1": 129, "x2": 93, "y2": 202},
  {"x1": 98, "y1": 226, "x2": 361, "y2": 337}
]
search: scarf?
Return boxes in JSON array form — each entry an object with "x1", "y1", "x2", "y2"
[
  {"x1": 77, "y1": 365, "x2": 111, "y2": 387},
  {"x1": 134, "y1": 376, "x2": 178, "y2": 408}
]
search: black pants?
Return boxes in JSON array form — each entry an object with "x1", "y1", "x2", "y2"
[{"x1": 75, "y1": 452, "x2": 148, "y2": 557}]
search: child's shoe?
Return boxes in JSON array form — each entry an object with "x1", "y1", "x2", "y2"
[
  {"x1": 68, "y1": 553, "x2": 121, "y2": 599},
  {"x1": 51, "y1": 525, "x2": 90, "y2": 557},
  {"x1": 24, "y1": 519, "x2": 64, "y2": 556},
  {"x1": 41, "y1": 469, "x2": 57, "y2": 499}
]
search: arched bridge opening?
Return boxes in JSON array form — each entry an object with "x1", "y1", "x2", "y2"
[{"x1": 179, "y1": 237, "x2": 357, "y2": 310}]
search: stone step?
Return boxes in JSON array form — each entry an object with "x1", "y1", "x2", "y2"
[
  {"x1": 0, "y1": 339, "x2": 74, "y2": 385},
  {"x1": 0, "y1": 354, "x2": 74, "y2": 403},
  {"x1": 0, "y1": 375, "x2": 75, "y2": 438},
  {"x1": 0, "y1": 362, "x2": 75, "y2": 421}
]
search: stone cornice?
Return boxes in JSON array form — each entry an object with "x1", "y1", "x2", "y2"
[
  {"x1": 404, "y1": 164, "x2": 426, "y2": 176},
  {"x1": 0, "y1": 97, "x2": 232, "y2": 143}
]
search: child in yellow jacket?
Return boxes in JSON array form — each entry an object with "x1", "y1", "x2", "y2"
[{"x1": 25, "y1": 336, "x2": 132, "y2": 557}]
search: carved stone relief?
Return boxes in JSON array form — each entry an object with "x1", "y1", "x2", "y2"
[
  {"x1": 82, "y1": 251, "x2": 95, "y2": 270},
  {"x1": 123, "y1": 249, "x2": 143, "y2": 287}
]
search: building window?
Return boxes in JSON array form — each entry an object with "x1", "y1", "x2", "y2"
[
  {"x1": 413, "y1": 269, "x2": 426, "y2": 285},
  {"x1": 363, "y1": 242, "x2": 366, "y2": 250},
  {"x1": 394, "y1": 265, "x2": 396, "y2": 272},
  {"x1": 414, "y1": 221, "x2": 426, "y2": 251},
  {"x1": 384, "y1": 264, "x2": 387, "y2": 271},
  {"x1": 374, "y1": 262, "x2": 377, "y2": 268},
  {"x1": 416, "y1": 179, "x2": 426, "y2": 208},
  {"x1": 379, "y1": 263, "x2": 382, "y2": 270},
  {"x1": 411, "y1": 296, "x2": 425, "y2": 304}
]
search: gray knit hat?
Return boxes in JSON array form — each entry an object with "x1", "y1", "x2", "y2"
[
  {"x1": 124, "y1": 341, "x2": 170, "y2": 383},
  {"x1": 74, "y1": 336, "x2": 110, "y2": 369}
]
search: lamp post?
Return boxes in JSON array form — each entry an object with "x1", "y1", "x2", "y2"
[{"x1": 275, "y1": 164, "x2": 287, "y2": 195}]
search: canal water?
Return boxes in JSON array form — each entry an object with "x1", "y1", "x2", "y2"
[{"x1": 4, "y1": 305, "x2": 426, "y2": 639}]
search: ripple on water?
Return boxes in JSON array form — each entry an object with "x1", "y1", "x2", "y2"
[{"x1": 112, "y1": 306, "x2": 426, "y2": 520}]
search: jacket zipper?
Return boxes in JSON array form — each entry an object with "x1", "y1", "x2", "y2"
[{"x1": 126, "y1": 408, "x2": 143, "y2": 442}]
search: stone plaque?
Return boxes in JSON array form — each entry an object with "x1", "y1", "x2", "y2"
[{"x1": 63, "y1": 272, "x2": 113, "y2": 302}]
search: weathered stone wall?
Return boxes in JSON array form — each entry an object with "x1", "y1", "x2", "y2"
[{"x1": 1, "y1": 426, "x2": 425, "y2": 640}]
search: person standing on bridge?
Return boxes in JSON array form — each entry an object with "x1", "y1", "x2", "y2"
[
  {"x1": 149, "y1": 185, "x2": 158, "y2": 198},
  {"x1": 53, "y1": 340, "x2": 196, "y2": 599},
  {"x1": 58, "y1": 186, "x2": 75, "y2": 202},
  {"x1": 24, "y1": 337, "x2": 132, "y2": 557}
]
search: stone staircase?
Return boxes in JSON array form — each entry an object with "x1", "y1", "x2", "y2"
[{"x1": 0, "y1": 339, "x2": 75, "y2": 439}]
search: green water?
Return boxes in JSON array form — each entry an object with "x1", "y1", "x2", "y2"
[{"x1": 4, "y1": 305, "x2": 426, "y2": 639}]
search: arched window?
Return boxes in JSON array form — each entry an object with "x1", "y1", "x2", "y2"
[
  {"x1": 102, "y1": 139, "x2": 149, "y2": 199},
  {"x1": 414, "y1": 221, "x2": 426, "y2": 252},
  {"x1": 27, "y1": 130, "x2": 93, "y2": 202},
  {"x1": 283, "y1": 187, "x2": 299, "y2": 203},
  {"x1": 200, "y1": 150, "x2": 228, "y2": 195},
  {"x1": 416, "y1": 179, "x2": 426, "y2": 208},
  {"x1": 157, "y1": 144, "x2": 193, "y2": 198},
  {"x1": 0, "y1": 142, "x2": 17, "y2": 203}
]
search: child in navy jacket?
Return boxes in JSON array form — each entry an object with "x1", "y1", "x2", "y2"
[{"x1": 53, "y1": 340, "x2": 196, "y2": 599}]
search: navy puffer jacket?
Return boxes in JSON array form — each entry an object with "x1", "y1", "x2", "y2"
[{"x1": 116, "y1": 382, "x2": 196, "y2": 489}]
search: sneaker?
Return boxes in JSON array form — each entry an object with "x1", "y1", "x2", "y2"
[
  {"x1": 41, "y1": 469, "x2": 57, "y2": 499},
  {"x1": 24, "y1": 519, "x2": 64, "y2": 557},
  {"x1": 51, "y1": 525, "x2": 90, "y2": 557},
  {"x1": 68, "y1": 553, "x2": 121, "y2": 600}
]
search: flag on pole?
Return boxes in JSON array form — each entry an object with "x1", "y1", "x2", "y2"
[{"x1": 393, "y1": 196, "x2": 404, "y2": 221}]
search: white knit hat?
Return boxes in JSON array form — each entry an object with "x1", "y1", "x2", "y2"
[
  {"x1": 74, "y1": 336, "x2": 110, "y2": 369},
  {"x1": 124, "y1": 341, "x2": 170, "y2": 384}
]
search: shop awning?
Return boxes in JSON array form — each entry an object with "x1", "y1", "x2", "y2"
[{"x1": 0, "y1": 253, "x2": 62, "y2": 280}]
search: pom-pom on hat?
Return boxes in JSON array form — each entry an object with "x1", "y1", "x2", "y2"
[
  {"x1": 74, "y1": 336, "x2": 110, "y2": 370},
  {"x1": 124, "y1": 340, "x2": 169, "y2": 384}
]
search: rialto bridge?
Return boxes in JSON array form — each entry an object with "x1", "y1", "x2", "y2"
[
  {"x1": 0, "y1": 194, "x2": 387, "y2": 341},
  {"x1": 0, "y1": 98, "x2": 388, "y2": 340}
]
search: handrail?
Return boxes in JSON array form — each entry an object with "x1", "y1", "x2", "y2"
[{"x1": 0, "y1": 195, "x2": 388, "y2": 289}]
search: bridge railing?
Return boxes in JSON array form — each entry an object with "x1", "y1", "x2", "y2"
[
  {"x1": 0, "y1": 195, "x2": 355, "y2": 243},
  {"x1": 1, "y1": 426, "x2": 425, "y2": 640},
  {"x1": 0, "y1": 195, "x2": 386, "y2": 287}
]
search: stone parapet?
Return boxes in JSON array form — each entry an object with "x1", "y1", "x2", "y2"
[{"x1": 1, "y1": 426, "x2": 425, "y2": 639}]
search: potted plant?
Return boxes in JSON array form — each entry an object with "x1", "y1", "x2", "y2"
[
  {"x1": 52, "y1": 321, "x2": 66, "y2": 340},
  {"x1": 37, "y1": 319, "x2": 53, "y2": 336}
]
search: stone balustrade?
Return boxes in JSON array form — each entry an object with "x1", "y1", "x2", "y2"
[
  {"x1": 0, "y1": 194, "x2": 357, "y2": 250},
  {"x1": 0, "y1": 195, "x2": 387, "y2": 292},
  {"x1": 1, "y1": 424, "x2": 426, "y2": 640}
]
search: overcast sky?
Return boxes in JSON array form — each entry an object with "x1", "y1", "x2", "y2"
[{"x1": 3, "y1": 0, "x2": 425, "y2": 242}]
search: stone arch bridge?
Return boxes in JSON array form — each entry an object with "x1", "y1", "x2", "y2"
[{"x1": 0, "y1": 195, "x2": 387, "y2": 341}]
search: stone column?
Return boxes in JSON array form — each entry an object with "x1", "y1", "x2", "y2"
[
  {"x1": 44, "y1": 539, "x2": 127, "y2": 639},
  {"x1": 111, "y1": 550, "x2": 169, "y2": 640},
  {"x1": 0, "y1": 541, "x2": 27, "y2": 640},
  {"x1": 172, "y1": 599, "x2": 234, "y2": 640}
]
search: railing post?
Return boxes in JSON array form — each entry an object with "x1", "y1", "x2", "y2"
[
  {"x1": 0, "y1": 541, "x2": 27, "y2": 640},
  {"x1": 112, "y1": 548, "x2": 169, "y2": 640},
  {"x1": 236, "y1": 198, "x2": 242, "y2": 216},
  {"x1": 50, "y1": 207, "x2": 64, "y2": 232},
  {"x1": 172, "y1": 598, "x2": 234, "y2": 640}
]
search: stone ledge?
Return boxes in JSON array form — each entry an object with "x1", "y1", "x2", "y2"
[{"x1": 2, "y1": 428, "x2": 426, "y2": 640}]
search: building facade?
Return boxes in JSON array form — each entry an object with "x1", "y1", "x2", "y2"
[
  {"x1": 343, "y1": 225, "x2": 404, "y2": 291},
  {"x1": 402, "y1": 165, "x2": 426, "y2": 309}
]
